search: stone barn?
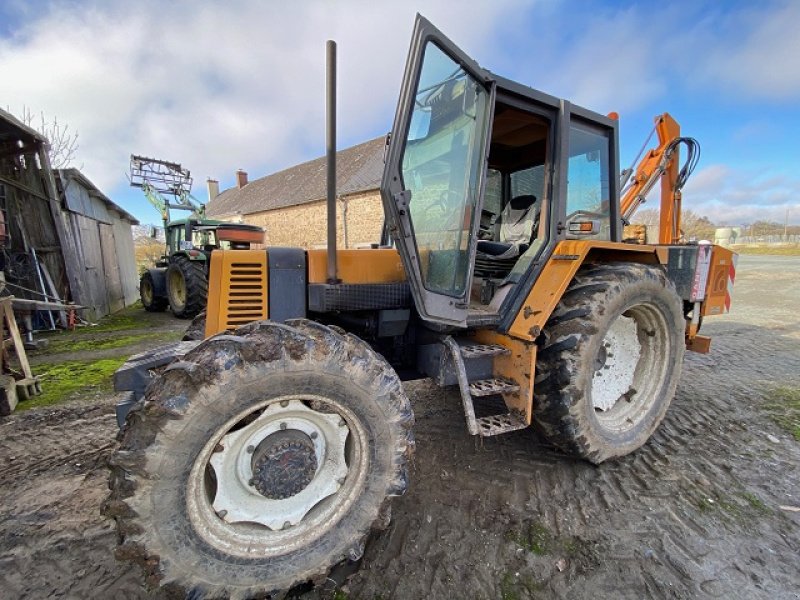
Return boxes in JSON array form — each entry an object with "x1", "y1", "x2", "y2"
[{"x1": 206, "y1": 137, "x2": 385, "y2": 249}]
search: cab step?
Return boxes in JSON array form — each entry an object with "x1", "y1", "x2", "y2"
[
  {"x1": 443, "y1": 336, "x2": 527, "y2": 437},
  {"x1": 475, "y1": 413, "x2": 527, "y2": 436},
  {"x1": 469, "y1": 377, "x2": 519, "y2": 397},
  {"x1": 458, "y1": 343, "x2": 510, "y2": 360}
]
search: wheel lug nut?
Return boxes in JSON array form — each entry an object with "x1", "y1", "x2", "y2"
[
  {"x1": 337, "y1": 477, "x2": 346, "y2": 485},
  {"x1": 280, "y1": 400, "x2": 289, "y2": 407},
  {"x1": 213, "y1": 443, "x2": 224, "y2": 453},
  {"x1": 283, "y1": 521, "x2": 291, "y2": 530},
  {"x1": 338, "y1": 418, "x2": 346, "y2": 427},
  {"x1": 217, "y1": 510, "x2": 227, "y2": 519},
  {"x1": 246, "y1": 445, "x2": 255, "y2": 453},
  {"x1": 280, "y1": 422, "x2": 287, "y2": 430},
  {"x1": 310, "y1": 431, "x2": 318, "y2": 439}
]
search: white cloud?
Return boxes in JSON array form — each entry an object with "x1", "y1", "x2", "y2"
[
  {"x1": 0, "y1": 0, "x2": 526, "y2": 199},
  {"x1": 700, "y1": 2, "x2": 800, "y2": 101},
  {"x1": 683, "y1": 164, "x2": 800, "y2": 225}
]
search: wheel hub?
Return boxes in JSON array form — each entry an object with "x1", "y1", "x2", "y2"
[
  {"x1": 208, "y1": 399, "x2": 349, "y2": 530},
  {"x1": 592, "y1": 314, "x2": 640, "y2": 412},
  {"x1": 251, "y1": 431, "x2": 318, "y2": 499}
]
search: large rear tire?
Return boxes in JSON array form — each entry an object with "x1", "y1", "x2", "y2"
[
  {"x1": 140, "y1": 271, "x2": 167, "y2": 312},
  {"x1": 534, "y1": 263, "x2": 685, "y2": 464},
  {"x1": 103, "y1": 320, "x2": 414, "y2": 598},
  {"x1": 166, "y1": 255, "x2": 207, "y2": 319}
]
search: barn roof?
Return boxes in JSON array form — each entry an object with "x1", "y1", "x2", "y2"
[{"x1": 207, "y1": 136, "x2": 385, "y2": 218}]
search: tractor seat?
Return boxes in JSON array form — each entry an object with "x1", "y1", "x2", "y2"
[{"x1": 476, "y1": 194, "x2": 538, "y2": 260}]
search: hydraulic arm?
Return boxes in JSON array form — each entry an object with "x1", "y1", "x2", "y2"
[{"x1": 620, "y1": 113, "x2": 700, "y2": 244}]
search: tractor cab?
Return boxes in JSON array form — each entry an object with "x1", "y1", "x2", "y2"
[{"x1": 382, "y1": 15, "x2": 621, "y2": 328}]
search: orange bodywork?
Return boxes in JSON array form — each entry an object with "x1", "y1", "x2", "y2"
[
  {"x1": 470, "y1": 329, "x2": 536, "y2": 425},
  {"x1": 205, "y1": 250, "x2": 268, "y2": 338},
  {"x1": 307, "y1": 248, "x2": 406, "y2": 284},
  {"x1": 508, "y1": 240, "x2": 660, "y2": 342},
  {"x1": 701, "y1": 245, "x2": 737, "y2": 317}
]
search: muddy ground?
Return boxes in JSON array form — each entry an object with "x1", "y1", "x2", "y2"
[{"x1": 0, "y1": 255, "x2": 798, "y2": 599}]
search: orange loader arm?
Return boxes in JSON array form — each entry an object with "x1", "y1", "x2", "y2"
[{"x1": 621, "y1": 113, "x2": 697, "y2": 245}]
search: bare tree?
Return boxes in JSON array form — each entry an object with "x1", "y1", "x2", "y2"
[{"x1": 11, "y1": 106, "x2": 80, "y2": 169}]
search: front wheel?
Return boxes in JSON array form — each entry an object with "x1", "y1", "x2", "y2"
[
  {"x1": 140, "y1": 271, "x2": 167, "y2": 312},
  {"x1": 166, "y1": 255, "x2": 207, "y2": 318},
  {"x1": 534, "y1": 263, "x2": 685, "y2": 464},
  {"x1": 104, "y1": 320, "x2": 414, "y2": 598}
]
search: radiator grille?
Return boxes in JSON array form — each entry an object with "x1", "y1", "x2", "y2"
[
  {"x1": 207, "y1": 250, "x2": 269, "y2": 336},
  {"x1": 223, "y1": 261, "x2": 268, "y2": 328}
]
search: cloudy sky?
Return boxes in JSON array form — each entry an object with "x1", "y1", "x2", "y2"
[{"x1": 2, "y1": 0, "x2": 799, "y2": 226}]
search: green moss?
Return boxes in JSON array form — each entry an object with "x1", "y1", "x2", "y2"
[
  {"x1": 69, "y1": 303, "x2": 154, "y2": 334},
  {"x1": 499, "y1": 572, "x2": 520, "y2": 600},
  {"x1": 36, "y1": 331, "x2": 181, "y2": 355},
  {"x1": 739, "y1": 492, "x2": 769, "y2": 514},
  {"x1": 18, "y1": 358, "x2": 126, "y2": 411},
  {"x1": 763, "y1": 386, "x2": 800, "y2": 441},
  {"x1": 332, "y1": 591, "x2": 348, "y2": 600},
  {"x1": 505, "y1": 520, "x2": 553, "y2": 555}
]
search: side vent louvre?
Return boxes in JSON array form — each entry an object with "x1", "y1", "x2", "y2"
[
  {"x1": 206, "y1": 250, "x2": 269, "y2": 337},
  {"x1": 224, "y1": 262, "x2": 268, "y2": 328}
]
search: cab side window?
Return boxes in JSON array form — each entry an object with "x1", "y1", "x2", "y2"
[{"x1": 566, "y1": 123, "x2": 611, "y2": 240}]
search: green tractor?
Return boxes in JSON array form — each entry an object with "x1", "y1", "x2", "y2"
[{"x1": 131, "y1": 155, "x2": 264, "y2": 318}]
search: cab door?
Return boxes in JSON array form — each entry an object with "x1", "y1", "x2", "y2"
[{"x1": 381, "y1": 15, "x2": 495, "y2": 326}]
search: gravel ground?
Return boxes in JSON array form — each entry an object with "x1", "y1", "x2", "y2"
[{"x1": 0, "y1": 255, "x2": 797, "y2": 599}]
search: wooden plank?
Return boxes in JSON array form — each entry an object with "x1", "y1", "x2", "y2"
[
  {"x1": 38, "y1": 149, "x2": 86, "y2": 312},
  {"x1": 0, "y1": 173, "x2": 48, "y2": 201},
  {"x1": 2, "y1": 299, "x2": 33, "y2": 379},
  {"x1": 39, "y1": 263, "x2": 68, "y2": 327}
]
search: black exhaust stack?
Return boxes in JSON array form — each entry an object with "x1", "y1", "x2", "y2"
[{"x1": 326, "y1": 40, "x2": 339, "y2": 284}]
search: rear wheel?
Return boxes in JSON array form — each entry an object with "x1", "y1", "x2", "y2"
[
  {"x1": 104, "y1": 320, "x2": 414, "y2": 598},
  {"x1": 534, "y1": 263, "x2": 685, "y2": 464},
  {"x1": 140, "y1": 271, "x2": 167, "y2": 312},
  {"x1": 166, "y1": 255, "x2": 207, "y2": 318}
]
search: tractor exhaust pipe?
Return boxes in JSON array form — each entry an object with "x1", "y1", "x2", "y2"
[{"x1": 326, "y1": 40, "x2": 338, "y2": 284}]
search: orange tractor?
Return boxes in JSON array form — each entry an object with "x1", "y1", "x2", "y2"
[{"x1": 105, "y1": 16, "x2": 736, "y2": 599}]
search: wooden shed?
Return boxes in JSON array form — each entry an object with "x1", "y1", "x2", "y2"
[{"x1": 0, "y1": 108, "x2": 139, "y2": 323}]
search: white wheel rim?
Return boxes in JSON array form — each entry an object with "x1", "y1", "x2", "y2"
[
  {"x1": 185, "y1": 394, "x2": 368, "y2": 559},
  {"x1": 590, "y1": 303, "x2": 671, "y2": 433},
  {"x1": 209, "y1": 399, "x2": 349, "y2": 530},
  {"x1": 592, "y1": 315, "x2": 640, "y2": 412}
]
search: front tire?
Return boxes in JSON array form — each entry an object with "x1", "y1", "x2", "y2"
[
  {"x1": 140, "y1": 271, "x2": 167, "y2": 312},
  {"x1": 167, "y1": 255, "x2": 207, "y2": 318},
  {"x1": 534, "y1": 263, "x2": 685, "y2": 464},
  {"x1": 104, "y1": 320, "x2": 414, "y2": 598}
]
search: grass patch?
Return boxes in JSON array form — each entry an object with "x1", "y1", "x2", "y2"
[
  {"x1": 36, "y1": 330, "x2": 181, "y2": 355},
  {"x1": 18, "y1": 358, "x2": 126, "y2": 411},
  {"x1": 763, "y1": 386, "x2": 800, "y2": 441},
  {"x1": 730, "y1": 245, "x2": 800, "y2": 256},
  {"x1": 69, "y1": 302, "x2": 154, "y2": 334}
]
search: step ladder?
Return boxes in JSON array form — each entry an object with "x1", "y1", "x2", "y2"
[{"x1": 442, "y1": 336, "x2": 527, "y2": 437}]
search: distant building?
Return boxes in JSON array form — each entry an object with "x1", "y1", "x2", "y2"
[{"x1": 206, "y1": 137, "x2": 385, "y2": 249}]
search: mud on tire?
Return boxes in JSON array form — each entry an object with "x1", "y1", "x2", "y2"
[
  {"x1": 103, "y1": 320, "x2": 414, "y2": 599},
  {"x1": 167, "y1": 255, "x2": 207, "y2": 319},
  {"x1": 534, "y1": 262, "x2": 685, "y2": 464}
]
